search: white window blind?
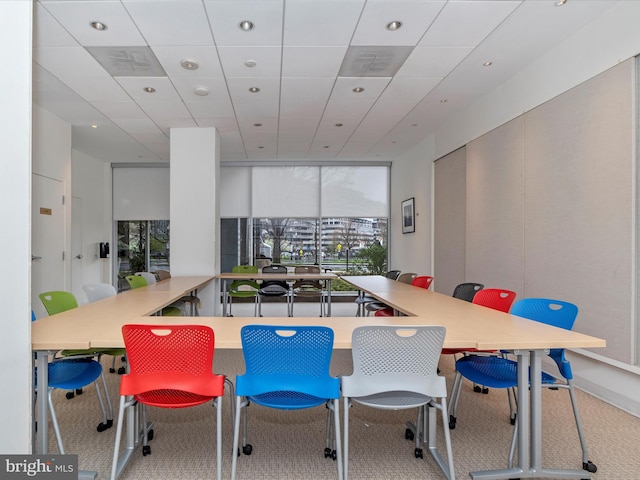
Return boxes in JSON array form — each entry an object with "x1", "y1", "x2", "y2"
[
  {"x1": 220, "y1": 166, "x2": 251, "y2": 217},
  {"x1": 321, "y1": 166, "x2": 388, "y2": 217},
  {"x1": 252, "y1": 166, "x2": 320, "y2": 217}
]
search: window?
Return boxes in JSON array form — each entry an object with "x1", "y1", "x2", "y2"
[{"x1": 116, "y1": 220, "x2": 170, "y2": 291}]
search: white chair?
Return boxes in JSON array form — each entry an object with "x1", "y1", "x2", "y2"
[
  {"x1": 82, "y1": 283, "x2": 126, "y2": 374},
  {"x1": 341, "y1": 325, "x2": 455, "y2": 480}
]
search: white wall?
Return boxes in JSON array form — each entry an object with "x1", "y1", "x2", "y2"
[
  {"x1": 72, "y1": 149, "x2": 113, "y2": 301},
  {"x1": 0, "y1": 0, "x2": 33, "y2": 453},
  {"x1": 387, "y1": 1, "x2": 640, "y2": 416},
  {"x1": 389, "y1": 135, "x2": 434, "y2": 277}
]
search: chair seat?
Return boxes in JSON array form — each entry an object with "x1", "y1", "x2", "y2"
[
  {"x1": 135, "y1": 389, "x2": 217, "y2": 408},
  {"x1": 248, "y1": 391, "x2": 329, "y2": 410},
  {"x1": 46, "y1": 358, "x2": 103, "y2": 390},
  {"x1": 374, "y1": 307, "x2": 394, "y2": 316},
  {"x1": 456, "y1": 355, "x2": 559, "y2": 389},
  {"x1": 351, "y1": 391, "x2": 431, "y2": 410},
  {"x1": 456, "y1": 355, "x2": 518, "y2": 389}
]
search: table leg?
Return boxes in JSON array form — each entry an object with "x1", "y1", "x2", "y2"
[
  {"x1": 327, "y1": 279, "x2": 332, "y2": 317},
  {"x1": 470, "y1": 350, "x2": 593, "y2": 479}
]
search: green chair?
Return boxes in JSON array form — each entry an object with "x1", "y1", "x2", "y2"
[
  {"x1": 124, "y1": 275, "x2": 182, "y2": 316},
  {"x1": 227, "y1": 265, "x2": 260, "y2": 317},
  {"x1": 38, "y1": 290, "x2": 114, "y2": 431}
]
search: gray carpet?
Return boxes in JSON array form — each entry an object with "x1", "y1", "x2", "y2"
[{"x1": 41, "y1": 302, "x2": 640, "y2": 479}]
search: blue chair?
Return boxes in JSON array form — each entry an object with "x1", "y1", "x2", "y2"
[
  {"x1": 32, "y1": 311, "x2": 112, "y2": 453},
  {"x1": 231, "y1": 325, "x2": 342, "y2": 480},
  {"x1": 452, "y1": 298, "x2": 596, "y2": 474}
]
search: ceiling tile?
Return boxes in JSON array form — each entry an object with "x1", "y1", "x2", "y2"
[
  {"x1": 217, "y1": 46, "x2": 282, "y2": 77},
  {"x1": 204, "y1": 1, "x2": 284, "y2": 46},
  {"x1": 283, "y1": 0, "x2": 364, "y2": 46},
  {"x1": 123, "y1": 0, "x2": 215, "y2": 46},
  {"x1": 40, "y1": 0, "x2": 147, "y2": 47}
]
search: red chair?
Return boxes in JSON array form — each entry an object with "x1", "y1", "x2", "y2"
[
  {"x1": 447, "y1": 288, "x2": 516, "y2": 429},
  {"x1": 111, "y1": 324, "x2": 227, "y2": 480},
  {"x1": 374, "y1": 276, "x2": 433, "y2": 317}
]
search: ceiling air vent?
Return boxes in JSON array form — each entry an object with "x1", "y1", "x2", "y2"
[
  {"x1": 338, "y1": 46, "x2": 414, "y2": 77},
  {"x1": 85, "y1": 46, "x2": 167, "y2": 77}
]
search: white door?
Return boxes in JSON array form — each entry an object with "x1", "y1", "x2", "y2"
[
  {"x1": 71, "y1": 196, "x2": 84, "y2": 303},
  {"x1": 32, "y1": 174, "x2": 65, "y2": 318}
]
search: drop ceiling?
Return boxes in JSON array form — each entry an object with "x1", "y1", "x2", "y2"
[{"x1": 32, "y1": 0, "x2": 617, "y2": 163}]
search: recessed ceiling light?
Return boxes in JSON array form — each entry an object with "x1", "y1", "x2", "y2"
[
  {"x1": 323, "y1": 146, "x2": 330, "y2": 149},
  {"x1": 386, "y1": 21, "x2": 403, "y2": 31},
  {"x1": 194, "y1": 86, "x2": 209, "y2": 96},
  {"x1": 253, "y1": 123, "x2": 262, "y2": 127},
  {"x1": 90, "y1": 21, "x2": 107, "y2": 31},
  {"x1": 258, "y1": 146, "x2": 264, "y2": 149},
  {"x1": 483, "y1": 61, "x2": 493, "y2": 67},
  {"x1": 180, "y1": 58, "x2": 199, "y2": 70},
  {"x1": 440, "y1": 98, "x2": 447, "y2": 103},
  {"x1": 248, "y1": 87, "x2": 260, "y2": 93},
  {"x1": 91, "y1": 124, "x2": 98, "y2": 129},
  {"x1": 411, "y1": 123, "x2": 418, "y2": 127},
  {"x1": 555, "y1": 0, "x2": 567, "y2": 5},
  {"x1": 245, "y1": 60, "x2": 257, "y2": 68},
  {"x1": 239, "y1": 20, "x2": 254, "y2": 31},
  {"x1": 352, "y1": 87, "x2": 364, "y2": 93},
  {"x1": 143, "y1": 87, "x2": 156, "y2": 93},
  {"x1": 334, "y1": 123, "x2": 343, "y2": 127}
]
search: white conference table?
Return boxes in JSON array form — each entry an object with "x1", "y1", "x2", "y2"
[
  {"x1": 31, "y1": 275, "x2": 605, "y2": 479},
  {"x1": 215, "y1": 270, "x2": 338, "y2": 317},
  {"x1": 342, "y1": 275, "x2": 606, "y2": 479}
]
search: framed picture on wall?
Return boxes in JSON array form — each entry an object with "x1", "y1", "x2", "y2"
[{"x1": 401, "y1": 197, "x2": 415, "y2": 234}]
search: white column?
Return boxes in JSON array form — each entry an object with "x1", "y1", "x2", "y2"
[
  {"x1": 169, "y1": 128, "x2": 220, "y2": 314},
  {"x1": 0, "y1": 0, "x2": 33, "y2": 453}
]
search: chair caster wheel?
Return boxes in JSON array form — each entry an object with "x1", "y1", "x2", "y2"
[
  {"x1": 331, "y1": 450, "x2": 337, "y2": 460},
  {"x1": 76, "y1": 388, "x2": 83, "y2": 395},
  {"x1": 142, "y1": 446, "x2": 151, "y2": 456},
  {"x1": 242, "y1": 444, "x2": 252, "y2": 455},
  {"x1": 405, "y1": 428, "x2": 414, "y2": 440},
  {"x1": 415, "y1": 448, "x2": 423, "y2": 459},
  {"x1": 482, "y1": 387, "x2": 489, "y2": 394},
  {"x1": 109, "y1": 367, "x2": 115, "y2": 373},
  {"x1": 65, "y1": 392, "x2": 75, "y2": 400},
  {"x1": 583, "y1": 461, "x2": 597, "y2": 473},
  {"x1": 473, "y1": 385, "x2": 482, "y2": 393},
  {"x1": 510, "y1": 414, "x2": 517, "y2": 425},
  {"x1": 97, "y1": 419, "x2": 113, "y2": 432},
  {"x1": 449, "y1": 415, "x2": 456, "y2": 430},
  {"x1": 324, "y1": 447, "x2": 332, "y2": 458},
  {"x1": 147, "y1": 429, "x2": 154, "y2": 441},
  {"x1": 117, "y1": 367, "x2": 126, "y2": 374}
]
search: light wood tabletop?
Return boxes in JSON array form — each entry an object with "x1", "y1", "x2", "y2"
[{"x1": 31, "y1": 274, "x2": 605, "y2": 480}]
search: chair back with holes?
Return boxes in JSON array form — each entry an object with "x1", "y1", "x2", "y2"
[
  {"x1": 120, "y1": 324, "x2": 225, "y2": 405},
  {"x1": 154, "y1": 270, "x2": 171, "y2": 281},
  {"x1": 343, "y1": 325, "x2": 447, "y2": 399},
  {"x1": 472, "y1": 288, "x2": 516, "y2": 312},
  {"x1": 511, "y1": 298, "x2": 578, "y2": 379},
  {"x1": 411, "y1": 276, "x2": 433, "y2": 290},
  {"x1": 452, "y1": 283, "x2": 484, "y2": 302},
  {"x1": 39, "y1": 291, "x2": 78, "y2": 315},
  {"x1": 259, "y1": 265, "x2": 289, "y2": 295},
  {"x1": 229, "y1": 265, "x2": 259, "y2": 296},
  {"x1": 125, "y1": 275, "x2": 147, "y2": 290},
  {"x1": 293, "y1": 265, "x2": 323, "y2": 292},
  {"x1": 237, "y1": 325, "x2": 339, "y2": 407},
  {"x1": 83, "y1": 283, "x2": 117, "y2": 302},
  {"x1": 396, "y1": 272, "x2": 417, "y2": 284},
  {"x1": 136, "y1": 272, "x2": 157, "y2": 285},
  {"x1": 386, "y1": 270, "x2": 401, "y2": 280}
]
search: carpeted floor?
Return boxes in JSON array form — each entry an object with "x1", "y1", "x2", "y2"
[{"x1": 40, "y1": 302, "x2": 640, "y2": 479}]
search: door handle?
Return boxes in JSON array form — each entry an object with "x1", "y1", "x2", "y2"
[{"x1": 31, "y1": 255, "x2": 42, "y2": 261}]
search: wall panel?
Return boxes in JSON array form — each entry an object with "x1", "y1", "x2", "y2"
[{"x1": 523, "y1": 59, "x2": 634, "y2": 362}]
